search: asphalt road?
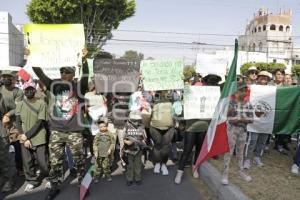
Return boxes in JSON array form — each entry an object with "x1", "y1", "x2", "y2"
[{"x1": 3, "y1": 162, "x2": 204, "y2": 200}]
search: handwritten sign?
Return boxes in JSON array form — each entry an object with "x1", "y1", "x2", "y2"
[
  {"x1": 93, "y1": 59, "x2": 140, "y2": 93},
  {"x1": 140, "y1": 59, "x2": 184, "y2": 91},
  {"x1": 183, "y1": 86, "x2": 220, "y2": 119},
  {"x1": 23, "y1": 24, "x2": 85, "y2": 78}
]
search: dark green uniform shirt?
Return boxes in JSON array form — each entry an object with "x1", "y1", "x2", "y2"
[{"x1": 15, "y1": 99, "x2": 47, "y2": 146}]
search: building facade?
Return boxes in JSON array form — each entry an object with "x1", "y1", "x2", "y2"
[
  {"x1": 238, "y1": 8, "x2": 300, "y2": 71},
  {"x1": 0, "y1": 12, "x2": 24, "y2": 68}
]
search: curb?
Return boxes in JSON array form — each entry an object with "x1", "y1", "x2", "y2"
[{"x1": 199, "y1": 162, "x2": 252, "y2": 200}]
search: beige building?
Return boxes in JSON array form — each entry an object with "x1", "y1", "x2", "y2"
[
  {"x1": 239, "y1": 8, "x2": 292, "y2": 53},
  {"x1": 238, "y1": 8, "x2": 300, "y2": 69}
]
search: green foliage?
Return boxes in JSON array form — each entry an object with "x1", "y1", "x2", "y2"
[
  {"x1": 121, "y1": 50, "x2": 144, "y2": 61},
  {"x1": 183, "y1": 65, "x2": 196, "y2": 80},
  {"x1": 27, "y1": 0, "x2": 136, "y2": 56},
  {"x1": 240, "y1": 62, "x2": 286, "y2": 75},
  {"x1": 94, "y1": 51, "x2": 113, "y2": 59},
  {"x1": 292, "y1": 64, "x2": 300, "y2": 75}
]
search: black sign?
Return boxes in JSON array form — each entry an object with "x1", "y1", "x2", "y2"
[{"x1": 93, "y1": 59, "x2": 140, "y2": 93}]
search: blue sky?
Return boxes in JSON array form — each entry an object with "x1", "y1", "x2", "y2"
[{"x1": 1, "y1": 0, "x2": 300, "y2": 60}]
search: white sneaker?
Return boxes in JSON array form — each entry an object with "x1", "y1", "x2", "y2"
[
  {"x1": 161, "y1": 164, "x2": 169, "y2": 176},
  {"x1": 45, "y1": 181, "x2": 51, "y2": 189},
  {"x1": 24, "y1": 184, "x2": 34, "y2": 193},
  {"x1": 153, "y1": 163, "x2": 161, "y2": 174},
  {"x1": 193, "y1": 169, "x2": 199, "y2": 178},
  {"x1": 221, "y1": 178, "x2": 229, "y2": 185},
  {"x1": 254, "y1": 157, "x2": 264, "y2": 167},
  {"x1": 243, "y1": 159, "x2": 251, "y2": 170},
  {"x1": 291, "y1": 164, "x2": 299, "y2": 175},
  {"x1": 221, "y1": 174, "x2": 228, "y2": 185},
  {"x1": 174, "y1": 170, "x2": 183, "y2": 184},
  {"x1": 36, "y1": 169, "x2": 41, "y2": 176},
  {"x1": 238, "y1": 171, "x2": 252, "y2": 182}
]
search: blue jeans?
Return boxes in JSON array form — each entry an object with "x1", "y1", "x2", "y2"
[{"x1": 294, "y1": 144, "x2": 300, "y2": 166}]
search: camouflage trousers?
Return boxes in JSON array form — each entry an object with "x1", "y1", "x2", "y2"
[
  {"x1": 48, "y1": 131, "x2": 85, "y2": 185},
  {"x1": 94, "y1": 157, "x2": 111, "y2": 178},
  {"x1": 0, "y1": 136, "x2": 11, "y2": 187},
  {"x1": 223, "y1": 124, "x2": 247, "y2": 177}
]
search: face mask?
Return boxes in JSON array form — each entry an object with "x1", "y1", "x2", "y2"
[
  {"x1": 2, "y1": 78, "x2": 12, "y2": 86},
  {"x1": 25, "y1": 90, "x2": 35, "y2": 99}
]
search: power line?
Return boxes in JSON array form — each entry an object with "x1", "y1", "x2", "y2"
[{"x1": 1, "y1": 29, "x2": 300, "y2": 39}]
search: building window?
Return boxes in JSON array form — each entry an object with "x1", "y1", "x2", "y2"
[
  {"x1": 259, "y1": 42, "x2": 263, "y2": 51},
  {"x1": 252, "y1": 43, "x2": 256, "y2": 51},
  {"x1": 286, "y1": 26, "x2": 290, "y2": 32},
  {"x1": 279, "y1": 25, "x2": 283, "y2": 31},
  {"x1": 258, "y1": 26, "x2": 261, "y2": 32},
  {"x1": 263, "y1": 25, "x2": 266, "y2": 31},
  {"x1": 270, "y1": 24, "x2": 276, "y2": 30}
]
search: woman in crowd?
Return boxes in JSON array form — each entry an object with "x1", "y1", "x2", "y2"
[
  {"x1": 149, "y1": 90, "x2": 174, "y2": 176},
  {"x1": 222, "y1": 82, "x2": 253, "y2": 185},
  {"x1": 244, "y1": 71, "x2": 272, "y2": 170},
  {"x1": 174, "y1": 74, "x2": 221, "y2": 184}
]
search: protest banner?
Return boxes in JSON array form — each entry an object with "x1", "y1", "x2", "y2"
[
  {"x1": 196, "y1": 53, "x2": 231, "y2": 77},
  {"x1": 140, "y1": 59, "x2": 184, "y2": 91},
  {"x1": 93, "y1": 59, "x2": 140, "y2": 93},
  {"x1": 183, "y1": 86, "x2": 220, "y2": 119},
  {"x1": 23, "y1": 24, "x2": 85, "y2": 78}
]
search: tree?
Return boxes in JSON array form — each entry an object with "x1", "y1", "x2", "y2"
[
  {"x1": 183, "y1": 65, "x2": 196, "y2": 80},
  {"x1": 240, "y1": 62, "x2": 286, "y2": 75},
  {"x1": 27, "y1": 0, "x2": 136, "y2": 56},
  {"x1": 292, "y1": 64, "x2": 300, "y2": 76},
  {"x1": 121, "y1": 50, "x2": 144, "y2": 61}
]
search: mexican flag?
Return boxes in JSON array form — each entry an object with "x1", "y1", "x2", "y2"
[
  {"x1": 247, "y1": 85, "x2": 300, "y2": 135},
  {"x1": 80, "y1": 165, "x2": 94, "y2": 200},
  {"x1": 194, "y1": 39, "x2": 238, "y2": 169}
]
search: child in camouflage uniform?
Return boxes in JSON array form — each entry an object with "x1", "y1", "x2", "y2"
[
  {"x1": 123, "y1": 111, "x2": 147, "y2": 186},
  {"x1": 222, "y1": 82, "x2": 254, "y2": 185},
  {"x1": 93, "y1": 118, "x2": 115, "y2": 183}
]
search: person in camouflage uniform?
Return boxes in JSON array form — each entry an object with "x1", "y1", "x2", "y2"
[
  {"x1": 33, "y1": 52, "x2": 89, "y2": 200},
  {"x1": 93, "y1": 118, "x2": 115, "y2": 183},
  {"x1": 0, "y1": 92, "x2": 13, "y2": 193},
  {"x1": 123, "y1": 111, "x2": 147, "y2": 186},
  {"x1": 0, "y1": 71, "x2": 23, "y2": 193}
]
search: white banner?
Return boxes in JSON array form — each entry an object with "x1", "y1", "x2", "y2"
[
  {"x1": 24, "y1": 24, "x2": 85, "y2": 79},
  {"x1": 184, "y1": 86, "x2": 220, "y2": 119},
  {"x1": 196, "y1": 53, "x2": 231, "y2": 76}
]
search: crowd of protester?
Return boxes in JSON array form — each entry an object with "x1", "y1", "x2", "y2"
[{"x1": 1, "y1": 56, "x2": 300, "y2": 200}]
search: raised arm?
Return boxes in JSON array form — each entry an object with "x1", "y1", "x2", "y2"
[
  {"x1": 32, "y1": 67, "x2": 52, "y2": 91},
  {"x1": 79, "y1": 57, "x2": 89, "y2": 95}
]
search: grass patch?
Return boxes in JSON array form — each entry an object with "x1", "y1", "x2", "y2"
[{"x1": 210, "y1": 141, "x2": 300, "y2": 200}]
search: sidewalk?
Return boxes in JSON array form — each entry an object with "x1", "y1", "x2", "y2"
[{"x1": 199, "y1": 162, "x2": 251, "y2": 200}]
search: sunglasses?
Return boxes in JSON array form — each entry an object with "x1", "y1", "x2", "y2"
[
  {"x1": 249, "y1": 71, "x2": 258, "y2": 75},
  {"x1": 60, "y1": 69, "x2": 73, "y2": 74}
]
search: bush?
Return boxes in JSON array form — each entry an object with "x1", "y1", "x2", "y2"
[
  {"x1": 240, "y1": 62, "x2": 286, "y2": 75},
  {"x1": 291, "y1": 64, "x2": 300, "y2": 75},
  {"x1": 183, "y1": 65, "x2": 196, "y2": 80}
]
